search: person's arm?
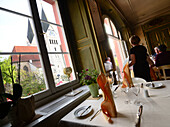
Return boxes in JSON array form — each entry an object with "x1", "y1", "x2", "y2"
[
  {"x1": 129, "y1": 54, "x2": 136, "y2": 67},
  {"x1": 147, "y1": 55, "x2": 154, "y2": 67}
]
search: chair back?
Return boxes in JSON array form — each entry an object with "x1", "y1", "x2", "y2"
[{"x1": 158, "y1": 65, "x2": 170, "y2": 80}]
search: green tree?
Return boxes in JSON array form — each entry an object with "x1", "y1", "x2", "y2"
[
  {"x1": 20, "y1": 70, "x2": 46, "y2": 97},
  {"x1": 0, "y1": 56, "x2": 17, "y2": 85},
  {"x1": 0, "y1": 56, "x2": 17, "y2": 94}
]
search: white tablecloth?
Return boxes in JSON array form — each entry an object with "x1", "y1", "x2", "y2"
[{"x1": 59, "y1": 80, "x2": 170, "y2": 127}]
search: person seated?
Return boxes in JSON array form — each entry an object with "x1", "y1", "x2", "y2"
[
  {"x1": 152, "y1": 46, "x2": 159, "y2": 61},
  {"x1": 155, "y1": 44, "x2": 170, "y2": 76}
]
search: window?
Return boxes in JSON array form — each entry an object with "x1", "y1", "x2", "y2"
[
  {"x1": 104, "y1": 17, "x2": 128, "y2": 79},
  {"x1": 36, "y1": 0, "x2": 76, "y2": 86},
  {"x1": 0, "y1": 0, "x2": 76, "y2": 101}
]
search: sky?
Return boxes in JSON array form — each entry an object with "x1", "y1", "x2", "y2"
[{"x1": 0, "y1": 0, "x2": 56, "y2": 53}]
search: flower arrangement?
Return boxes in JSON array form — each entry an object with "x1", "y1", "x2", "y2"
[{"x1": 79, "y1": 69, "x2": 99, "y2": 85}]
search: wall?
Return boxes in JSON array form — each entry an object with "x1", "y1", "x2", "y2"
[
  {"x1": 133, "y1": 14, "x2": 170, "y2": 54},
  {"x1": 133, "y1": 26, "x2": 149, "y2": 52}
]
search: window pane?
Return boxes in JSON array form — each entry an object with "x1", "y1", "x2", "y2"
[
  {"x1": 122, "y1": 40, "x2": 129, "y2": 58},
  {"x1": 36, "y1": 0, "x2": 62, "y2": 25},
  {"x1": 118, "y1": 31, "x2": 122, "y2": 40},
  {"x1": 104, "y1": 18, "x2": 112, "y2": 35},
  {"x1": 108, "y1": 37, "x2": 123, "y2": 79},
  {"x1": 0, "y1": 10, "x2": 47, "y2": 97},
  {"x1": 48, "y1": 54, "x2": 75, "y2": 86},
  {"x1": 12, "y1": 54, "x2": 47, "y2": 97},
  {"x1": 42, "y1": 23, "x2": 76, "y2": 86},
  {"x1": 110, "y1": 21, "x2": 118, "y2": 37},
  {"x1": 37, "y1": 0, "x2": 76, "y2": 87},
  {"x1": 0, "y1": 0, "x2": 32, "y2": 16},
  {"x1": 0, "y1": 11, "x2": 34, "y2": 52}
]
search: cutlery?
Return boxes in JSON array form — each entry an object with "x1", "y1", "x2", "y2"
[
  {"x1": 151, "y1": 82, "x2": 155, "y2": 87},
  {"x1": 80, "y1": 105, "x2": 91, "y2": 116},
  {"x1": 113, "y1": 85, "x2": 119, "y2": 92},
  {"x1": 135, "y1": 105, "x2": 143, "y2": 127},
  {"x1": 89, "y1": 109, "x2": 102, "y2": 121}
]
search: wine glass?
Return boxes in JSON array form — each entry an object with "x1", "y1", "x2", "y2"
[
  {"x1": 63, "y1": 67, "x2": 72, "y2": 79},
  {"x1": 121, "y1": 86, "x2": 132, "y2": 104},
  {"x1": 63, "y1": 67, "x2": 74, "y2": 94},
  {"x1": 112, "y1": 80, "x2": 120, "y2": 98},
  {"x1": 132, "y1": 85, "x2": 141, "y2": 106}
]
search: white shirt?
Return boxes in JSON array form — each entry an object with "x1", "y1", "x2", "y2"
[{"x1": 104, "y1": 61, "x2": 113, "y2": 71}]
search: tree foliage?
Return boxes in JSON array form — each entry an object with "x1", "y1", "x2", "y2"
[
  {"x1": 0, "y1": 56, "x2": 46, "y2": 97},
  {"x1": 0, "y1": 56, "x2": 17, "y2": 92},
  {"x1": 20, "y1": 70, "x2": 46, "y2": 97}
]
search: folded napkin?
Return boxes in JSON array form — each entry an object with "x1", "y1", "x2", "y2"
[
  {"x1": 122, "y1": 59, "x2": 133, "y2": 88},
  {"x1": 97, "y1": 73, "x2": 117, "y2": 123}
]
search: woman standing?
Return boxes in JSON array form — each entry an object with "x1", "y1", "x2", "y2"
[{"x1": 129, "y1": 35, "x2": 154, "y2": 82}]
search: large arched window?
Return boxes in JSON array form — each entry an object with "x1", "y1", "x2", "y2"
[{"x1": 104, "y1": 17, "x2": 128, "y2": 79}]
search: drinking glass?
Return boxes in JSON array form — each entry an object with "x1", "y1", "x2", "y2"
[
  {"x1": 63, "y1": 67, "x2": 74, "y2": 94},
  {"x1": 121, "y1": 86, "x2": 132, "y2": 104},
  {"x1": 132, "y1": 85, "x2": 141, "y2": 106}
]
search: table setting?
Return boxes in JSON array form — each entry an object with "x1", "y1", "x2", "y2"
[{"x1": 59, "y1": 68, "x2": 170, "y2": 127}]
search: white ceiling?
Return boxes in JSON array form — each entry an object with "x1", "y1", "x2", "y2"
[{"x1": 112, "y1": 0, "x2": 170, "y2": 26}]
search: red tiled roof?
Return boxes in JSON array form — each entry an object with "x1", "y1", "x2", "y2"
[
  {"x1": 12, "y1": 46, "x2": 41, "y2": 68},
  {"x1": 12, "y1": 46, "x2": 38, "y2": 52},
  {"x1": 32, "y1": 61, "x2": 42, "y2": 68}
]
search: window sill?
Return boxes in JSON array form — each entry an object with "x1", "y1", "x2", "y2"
[
  {"x1": 30, "y1": 85, "x2": 90, "y2": 127},
  {"x1": 2, "y1": 85, "x2": 90, "y2": 127}
]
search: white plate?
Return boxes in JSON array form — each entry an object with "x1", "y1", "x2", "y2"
[
  {"x1": 74, "y1": 106, "x2": 92, "y2": 118},
  {"x1": 132, "y1": 77, "x2": 147, "y2": 84},
  {"x1": 132, "y1": 77, "x2": 146, "y2": 84},
  {"x1": 146, "y1": 82, "x2": 163, "y2": 89}
]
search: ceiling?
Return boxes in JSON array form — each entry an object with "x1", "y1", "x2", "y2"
[{"x1": 110, "y1": 0, "x2": 170, "y2": 26}]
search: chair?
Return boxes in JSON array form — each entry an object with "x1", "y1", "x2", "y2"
[{"x1": 157, "y1": 65, "x2": 170, "y2": 80}]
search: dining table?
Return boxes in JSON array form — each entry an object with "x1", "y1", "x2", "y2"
[{"x1": 59, "y1": 80, "x2": 170, "y2": 127}]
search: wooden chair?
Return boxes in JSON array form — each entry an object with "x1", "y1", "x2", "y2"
[{"x1": 157, "y1": 65, "x2": 170, "y2": 80}]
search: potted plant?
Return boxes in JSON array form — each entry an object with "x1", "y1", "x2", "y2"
[{"x1": 79, "y1": 69, "x2": 99, "y2": 97}]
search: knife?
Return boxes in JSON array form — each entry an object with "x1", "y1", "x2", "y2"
[
  {"x1": 151, "y1": 82, "x2": 155, "y2": 88},
  {"x1": 135, "y1": 105, "x2": 143, "y2": 127},
  {"x1": 80, "y1": 105, "x2": 91, "y2": 116},
  {"x1": 113, "y1": 85, "x2": 119, "y2": 92},
  {"x1": 89, "y1": 109, "x2": 102, "y2": 121}
]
